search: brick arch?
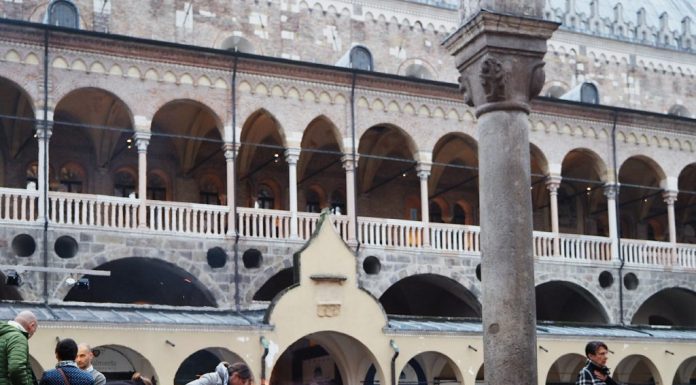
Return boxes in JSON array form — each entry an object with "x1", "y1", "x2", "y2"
[
  {"x1": 244, "y1": 257, "x2": 294, "y2": 303},
  {"x1": 373, "y1": 263, "x2": 480, "y2": 301},
  {"x1": 535, "y1": 276, "x2": 613, "y2": 323}
]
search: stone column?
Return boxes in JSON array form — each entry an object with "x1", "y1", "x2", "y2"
[
  {"x1": 604, "y1": 184, "x2": 619, "y2": 261},
  {"x1": 546, "y1": 176, "x2": 562, "y2": 255},
  {"x1": 36, "y1": 120, "x2": 53, "y2": 222},
  {"x1": 444, "y1": 6, "x2": 558, "y2": 385},
  {"x1": 223, "y1": 143, "x2": 237, "y2": 236},
  {"x1": 342, "y1": 154, "x2": 357, "y2": 244},
  {"x1": 134, "y1": 132, "x2": 151, "y2": 228},
  {"x1": 285, "y1": 148, "x2": 300, "y2": 238},
  {"x1": 417, "y1": 163, "x2": 431, "y2": 247},
  {"x1": 663, "y1": 190, "x2": 678, "y2": 244}
]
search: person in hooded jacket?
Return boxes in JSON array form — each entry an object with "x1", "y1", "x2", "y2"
[
  {"x1": 0, "y1": 311, "x2": 38, "y2": 385},
  {"x1": 186, "y1": 362, "x2": 252, "y2": 385}
]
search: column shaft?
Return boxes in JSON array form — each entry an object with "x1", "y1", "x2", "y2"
[
  {"x1": 224, "y1": 144, "x2": 236, "y2": 235},
  {"x1": 36, "y1": 123, "x2": 52, "y2": 221},
  {"x1": 286, "y1": 149, "x2": 300, "y2": 238},
  {"x1": 135, "y1": 133, "x2": 150, "y2": 229}
]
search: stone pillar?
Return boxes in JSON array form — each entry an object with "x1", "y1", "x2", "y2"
[
  {"x1": 36, "y1": 120, "x2": 53, "y2": 221},
  {"x1": 342, "y1": 155, "x2": 357, "y2": 244},
  {"x1": 604, "y1": 184, "x2": 619, "y2": 261},
  {"x1": 285, "y1": 148, "x2": 300, "y2": 238},
  {"x1": 444, "y1": 6, "x2": 557, "y2": 385},
  {"x1": 134, "y1": 132, "x2": 151, "y2": 228},
  {"x1": 546, "y1": 175, "x2": 562, "y2": 255},
  {"x1": 663, "y1": 190, "x2": 678, "y2": 244},
  {"x1": 417, "y1": 163, "x2": 431, "y2": 247},
  {"x1": 223, "y1": 143, "x2": 237, "y2": 236}
]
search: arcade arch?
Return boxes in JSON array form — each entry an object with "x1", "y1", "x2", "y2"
[
  {"x1": 536, "y1": 281, "x2": 609, "y2": 324},
  {"x1": 270, "y1": 332, "x2": 382, "y2": 385},
  {"x1": 545, "y1": 353, "x2": 585, "y2": 385},
  {"x1": 530, "y1": 143, "x2": 550, "y2": 231},
  {"x1": 673, "y1": 356, "x2": 696, "y2": 385},
  {"x1": 0, "y1": 76, "x2": 36, "y2": 189},
  {"x1": 174, "y1": 347, "x2": 244, "y2": 385},
  {"x1": 64, "y1": 257, "x2": 217, "y2": 307},
  {"x1": 92, "y1": 344, "x2": 157, "y2": 382},
  {"x1": 677, "y1": 164, "x2": 696, "y2": 243},
  {"x1": 298, "y1": 117, "x2": 344, "y2": 213},
  {"x1": 150, "y1": 100, "x2": 225, "y2": 203},
  {"x1": 253, "y1": 267, "x2": 294, "y2": 301},
  {"x1": 397, "y1": 352, "x2": 462, "y2": 385},
  {"x1": 618, "y1": 156, "x2": 667, "y2": 241},
  {"x1": 558, "y1": 149, "x2": 608, "y2": 236},
  {"x1": 379, "y1": 274, "x2": 481, "y2": 317},
  {"x1": 631, "y1": 288, "x2": 696, "y2": 327},
  {"x1": 614, "y1": 355, "x2": 661, "y2": 385}
]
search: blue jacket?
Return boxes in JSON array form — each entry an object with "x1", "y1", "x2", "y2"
[{"x1": 39, "y1": 362, "x2": 93, "y2": 385}]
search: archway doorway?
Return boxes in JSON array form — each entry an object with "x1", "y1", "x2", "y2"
[
  {"x1": 174, "y1": 348, "x2": 245, "y2": 385},
  {"x1": 545, "y1": 353, "x2": 585, "y2": 385},
  {"x1": 673, "y1": 356, "x2": 696, "y2": 385},
  {"x1": 398, "y1": 351, "x2": 462, "y2": 385},
  {"x1": 614, "y1": 355, "x2": 661, "y2": 385},
  {"x1": 270, "y1": 332, "x2": 381, "y2": 385},
  {"x1": 92, "y1": 345, "x2": 157, "y2": 382}
]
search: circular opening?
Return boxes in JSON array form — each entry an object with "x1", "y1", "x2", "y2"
[
  {"x1": 598, "y1": 271, "x2": 614, "y2": 288},
  {"x1": 11, "y1": 234, "x2": 36, "y2": 257},
  {"x1": 363, "y1": 256, "x2": 381, "y2": 275},
  {"x1": 475, "y1": 264, "x2": 481, "y2": 281},
  {"x1": 242, "y1": 249, "x2": 262, "y2": 269},
  {"x1": 623, "y1": 272, "x2": 639, "y2": 290},
  {"x1": 206, "y1": 247, "x2": 227, "y2": 268},
  {"x1": 54, "y1": 235, "x2": 78, "y2": 259}
]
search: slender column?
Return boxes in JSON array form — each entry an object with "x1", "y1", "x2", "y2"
[
  {"x1": 285, "y1": 148, "x2": 300, "y2": 238},
  {"x1": 134, "y1": 132, "x2": 151, "y2": 228},
  {"x1": 663, "y1": 190, "x2": 678, "y2": 244},
  {"x1": 417, "y1": 163, "x2": 431, "y2": 247},
  {"x1": 604, "y1": 184, "x2": 619, "y2": 261},
  {"x1": 223, "y1": 143, "x2": 237, "y2": 235},
  {"x1": 36, "y1": 121, "x2": 53, "y2": 221},
  {"x1": 445, "y1": 6, "x2": 558, "y2": 385},
  {"x1": 546, "y1": 176, "x2": 562, "y2": 255},
  {"x1": 341, "y1": 155, "x2": 357, "y2": 243}
]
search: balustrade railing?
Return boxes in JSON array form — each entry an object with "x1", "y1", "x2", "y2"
[
  {"x1": 4, "y1": 190, "x2": 696, "y2": 270},
  {"x1": 358, "y1": 217, "x2": 424, "y2": 249},
  {"x1": 147, "y1": 200, "x2": 227, "y2": 235},
  {"x1": 49, "y1": 192, "x2": 138, "y2": 229},
  {"x1": 0, "y1": 187, "x2": 38, "y2": 222},
  {"x1": 429, "y1": 223, "x2": 480, "y2": 252}
]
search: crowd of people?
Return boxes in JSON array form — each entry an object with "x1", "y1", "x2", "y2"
[
  {"x1": 0, "y1": 311, "x2": 252, "y2": 385},
  {"x1": 2, "y1": 310, "x2": 616, "y2": 385}
]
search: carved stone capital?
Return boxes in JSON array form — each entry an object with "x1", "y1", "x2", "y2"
[
  {"x1": 222, "y1": 142, "x2": 238, "y2": 161},
  {"x1": 662, "y1": 190, "x2": 678, "y2": 205},
  {"x1": 341, "y1": 154, "x2": 358, "y2": 172},
  {"x1": 545, "y1": 175, "x2": 562, "y2": 193},
  {"x1": 416, "y1": 162, "x2": 431, "y2": 180},
  {"x1": 284, "y1": 148, "x2": 300, "y2": 165},
  {"x1": 443, "y1": 11, "x2": 559, "y2": 117},
  {"x1": 603, "y1": 184, "x2": 619, "y2": 200},
  {"x1": 133, "y1": 132, "x2": 151, "y2": 153}
]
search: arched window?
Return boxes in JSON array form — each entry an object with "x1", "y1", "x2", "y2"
[
  {"x1": 220, "y1": 36, "x2": 255, "y2": 54},
  {"x1": 350, "y1": 46, "x2": 373, "y2": 71},
  {"x1": 580, "y1": 83, "x2": 599, "y2": 104},
  {"x1": 668, "y1": 104, "x2": 690, "y2": 118},
  {"x1": 429, "y1": 202, "x2": 443, "y2": 223},
  {"x1": 147, "y1": 174, "x2": 167, "y2": 201},
  {"x1": 545, "y1": 85, "x2": 567, "y2": 98},
  {"x1": 26, "y1": 163, "x2": 38, "y2": 189},
  {"x1": 256, "y1": 184, "x2": 274, "y2": 209},
  {"x1": 452, "y1": 204, "x2": 466, "y2": 225},
  {"x1": 114, "y1": 170, "x2": 136, "y2": 198},
  {"x1": 47, "y1": 0, "x2": 79, "y2": 28},
  {"x1": 330, "y1": 190, "x2": 345, "y2": 215},
  {"x1": 403, "y1": 64, "x2": 433, "y2": 80},
  {"x1": 199, "y1": 177, "x2": 222, "y2": 205}
]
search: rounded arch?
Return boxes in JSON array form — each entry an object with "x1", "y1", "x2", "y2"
[
  {"x1": 92, "y1": 344, "x2": 157, "y2": 382},
  {"x1": 618, "y1": 156, "x2": 667, "y2": 241},
  {"x1": 174, "y1": 347, "x2": 245, "y2": 385},
  {"x1": 544, "y1": 353, "x2": 585, "y2": 385},
  {"x1": 53, "y1": 87, "x2": 134, "y2": 126},
  {"x1": 298, "y1": 116, "x2": 345, "y2": 208},
  {"x1": 535, "y1": 280, "x2": 610, "y2": 324},
  {"x1": 397, "y1": 58, "x2": 438, "y2": 81},
  {"x1": 0, "y1": 76, "x2": 36, "y2": 182},
  {"x1": 219, "y1": 35, "x2": 255, "y2": 54},
  {"x1": 673, "y1": 356, "x2": 696, "y2": 385},
  {"x1": 379, "y1": 273, "x2": 481, "y2": 317},
  {"x1": 63, "y1": 257, "x2": 218, "y2": 307},
  {"x1": 397, "y1": 351, "x2": 463, "y2": 385},
  {"x1": 252, "y1": 267, "x2": 294, "y2": 301},
  {"x1": 677, "y1": 163, "x2": 696, "y2": 243},
  {"x1": 271, "y1": 331, "x2": 383, "y2": 385},
  {"x1": 614, "y1": 355, "x2": 662, "y2": 385},
  {"x1": 531, "y1": 142, "x2": 551, "y2": 231},
  {"x1": 630, "y1": 287, "x2": 696, "y2": 327}
]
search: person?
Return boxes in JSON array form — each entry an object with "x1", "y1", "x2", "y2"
[
  {"x1": 0, "y1": 310, "x2": 38, "y2": 385},
  {"x1": 577, "y1": 341, "x2": 618, "y2": 385},
  {"x1": 104, "y1": 372, "x2": 152, "y2": 385},
  {"x1": 39, "y1": 339, "x2": 93, "y2": 385},
  {"x1": 75, "y1": 344, "x2": 105, "y2": 385},
  {"x1": 186, "y1": 362, "x2": 252, "y2": 385}
]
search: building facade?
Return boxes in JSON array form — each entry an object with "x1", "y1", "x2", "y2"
[{"x1": 0, "y1": 1, "x2": 695, "y2": 385}]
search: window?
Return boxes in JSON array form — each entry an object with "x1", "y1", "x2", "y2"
[
  {"x1": 114, "y1": 171, "x2": 136, "y2": 198},
  {"x1": 668, "y1": 104, "x2": 690, "y2": 118},
  {"x1": 452, "y1": 204, "x2": 466, "y2": 225},
  {"x1": 305, "y1": 189, "x2": 321, "y2": 213},
  {"x1": 48, "y1": 0, "x2": 79, "y2": 28},
  {"x1": 221, "y1": 36, "x2": 255, "y2": 54},
  {"x1": 147, "y1": 174, "x2": 166, "y2": 201},
  {"x1": 350, "y1": 46, "x2": 373, "y2": 71},
  {"x1": 199, "y1": 181, "x2": 221, "y2": 205},
  {"x1": 58, "y1": 164, "x2": 83, "y2": 193},
  {"x1": 580, "y1": 83, "x2": 599, "y2": 104},
  {"x1": 330, "y1": 190, "x2": 345, "y2": 215},
  {"x1": 429, "y1": 202, "x2": 443, "y2": 223},
  {"x1": 403, "y1": 64, "x2": 433, "y2": 80},
  {"x1": 256, "y1": 184, "x2": 274, "y2": 209}
]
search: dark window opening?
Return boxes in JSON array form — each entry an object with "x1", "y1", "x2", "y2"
[{"x1": 48, "y1": 0, "x2": 79, "y2": 28}]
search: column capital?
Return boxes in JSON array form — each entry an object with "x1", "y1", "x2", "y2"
[
  {"x1": 662, "y1": 190, "x2": 678, "y2": 205},
  {"x1": 603, "y1": 184, "x2": 619, "y2": 199},
  {"x1": 416, "y1": 162, "x2": 431, "y2": 180},
  {"x1": 284, "y1": 148, "x2": 300, "y2": 165},
  {"x1": 133, "y1": 132, "x2": 151, "y2": 152},
  {"x1": 35, "y1": 123, "x2": 53, "y2": 140},
  {"x1": 341, "y1": 154, "x2": 358, "y2": 171},
  {"x1": 545, "y1": 175, "x2": 562, "y2": 192},
  {"x1": 443, "y1": 12, "x2": 559, "y2": 117},
  {"x1": 222, "y1": 142, "x2": 239, "y2": 160}
]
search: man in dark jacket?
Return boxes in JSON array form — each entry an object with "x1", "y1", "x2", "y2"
[
  {"x1": 576, "y1": 341, "x2": 619, "y2": 385},
  {"x1": 38, "y1": 339, "x2": 93, "y2": 385},
  {"x1": 0, "y1": 310, "x2": 38, "y2": 385}
]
